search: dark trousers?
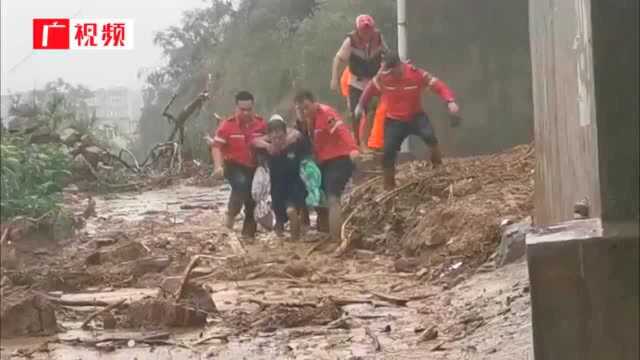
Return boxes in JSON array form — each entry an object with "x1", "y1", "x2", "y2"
[
  {"x1": 383, "y1": 112, "x2": 438, "y2": 169},
  {"x1": 223, "y1": 161, "x2": 256, "y2": 220},
  {"x1": 320, "y1": 156, "x2": 354, "y2": 198},
  {"x1": 271, "y1": 173, "x2": 307, "y2": 225}
]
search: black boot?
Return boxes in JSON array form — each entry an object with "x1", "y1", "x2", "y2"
[
  {"x1": 327, "y1": 196, "x2": 342, "y2": 242},
  {"x1": 225, "y1": 191, "x2": 244, "y2": 229},
  {"x1": 383, "y1": 167, "x2": 396, "y2": 191},
  {"x1": 241, "y1": 217, "x2": 257, "y2": 239},
  {"x1": 316, "y1": 207, "x2": 329, "y2": 233},
  {"x1": 274, "y1": 222, "x2": 285, "y2": 237},
  {"x1": 287, "y1": 207, "x2": 301, "y2": 241}
]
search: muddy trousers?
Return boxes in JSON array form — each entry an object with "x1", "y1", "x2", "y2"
[
  {"x1": 319, "y1": 156, "x2": 355, "y2": 241},
  {"x1": 224, "y1": 161, "x2": 256, "y2": 236},
  {"x1": 271, "y1": 173, "x2": 307, "y2": 225},
  {"x1": 383, "y1": 113, "x2": 442, "y2": 169}
]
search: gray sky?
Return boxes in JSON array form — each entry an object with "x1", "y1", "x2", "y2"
[{"x1": 1, "y1": 0, "x2": 208, "y2": 94}]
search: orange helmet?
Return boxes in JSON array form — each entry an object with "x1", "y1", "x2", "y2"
[{"x1": 356, "y1": 14, "x2": 375, "y2": 31}]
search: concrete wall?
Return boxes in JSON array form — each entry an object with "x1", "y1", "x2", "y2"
[
  {"x1": 590, "y1": 0, "x2": 640, "y2": 224},
  {"x1": 407, "y1": 0, "x2": 534, "y2": 157},
  {"x1": 528, "y1": 0, "x2": 602, "y2": 225}
]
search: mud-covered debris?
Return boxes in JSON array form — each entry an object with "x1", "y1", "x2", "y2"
[
  {"x1": 129, "y1": 256, "x2": 172, "y2": 277},
  {"x1": 102, "y1": 312, "x2": 117, "y2": 329},
  {"x1": 86, "y1": 241, "x2": 147, "y2": 265},
  {"x1": 495, "y1": 217, "x2": 532, "y2": 267},
  {"x1": 341, "y1": 144, "x2": 534, "y2": 280},
  {"x1": 249, "y1": 299, "x2": 341, "y2": 332},
  {"x1": 160, "y1": 277, "x2": 217, "y2": 313},
  {"x1": 94, "y1": 231, "x2": 128, "y2": 248},
  {"x1": 418, "y1": 326, "x2": 438, "y2": 342},
  {"x1": 283, "y1": 261, "x2": 311, "y2": 278},
  {"x1": 394, "y1": 257, "x2": 420, "y2": 273},
  {"x1": 1, "y1": 288, "x2": 58, "y2": 338},
  {"x1": 124, "y1": 298, "x2": 209, "y2": 328}
]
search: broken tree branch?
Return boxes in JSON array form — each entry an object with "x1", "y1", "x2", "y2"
[
  {"x1": 369, "y1": 291, "x2": 410, "y2": 306},
  {"x1": 192, "y1": 333, "x2": 231, "y2": 346},
  {"x1": 365, "y1": 326, "x2": 382, "y2": 352},
  {"x1": 80, "y1": 298, "x2": 127, "y2": 330},
  {"x1": 174, "y1": 256, "x2": 202, "y2": 300}
]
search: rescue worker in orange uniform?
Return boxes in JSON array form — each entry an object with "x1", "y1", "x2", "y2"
[
  {"x1": 294, "y1": 90, "x2": 359, "y2": 243},
  {"x1": 341, "y1": 67, "x2": 387, "y2": 152},
  {"x1": 331, "y1": 14, "x2": 388, "y2": 152},
  {"x1": 356, "y1": 52, "x2": 461, "y2": 190},
  {"x1": 211, "y1": 91, "x2": 267, "y2": 238}
]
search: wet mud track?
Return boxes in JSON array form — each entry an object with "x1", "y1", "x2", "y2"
[{"x1": 1, "y1": 183, "x2": 533, "y2": 359}]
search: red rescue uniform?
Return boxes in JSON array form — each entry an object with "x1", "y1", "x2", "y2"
[
  {"x1": 212, "y1": 115, "x2": 267, "y2": 168},
  {"x1": 360, "y1": 63, "x2": 455, "y2": 121},
  {"x1": 309, "y1": 104, "x2": 357, "y2": 164}
]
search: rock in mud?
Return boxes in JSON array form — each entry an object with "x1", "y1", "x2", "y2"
[
  {"x1": 59, "y1": 128, "x2": 81, "y2": 146},
  {"x1": 495, "y1": 218, "x2": 532, "y2": 267},
  {"x1": 0, "y1": 288, "x2": 58, "y2": 338},
  {"x1": 86, "y1": 241, "x2": 148, "y2": 266},
  {"x1": 283, "y1": 261, "x2": 311, "y2": 278}
]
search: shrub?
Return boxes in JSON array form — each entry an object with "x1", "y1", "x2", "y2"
[{"x1": 1, "y1": 136, "x2": 71, "y2": 220}]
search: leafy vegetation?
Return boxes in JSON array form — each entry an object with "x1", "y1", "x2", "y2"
[{"x1": 1, "y1": 136, "x2": 71, "y2": 220}]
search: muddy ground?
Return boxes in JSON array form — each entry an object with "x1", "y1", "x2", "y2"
[{"x1": 0, "y1": 153, "x2": 534, "y2": 359}]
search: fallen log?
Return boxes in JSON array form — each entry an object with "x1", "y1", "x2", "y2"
[
  {"x1": 192, "y1": 333, "x2": 231, "y2": 345},
  {"x1": 369, "y1": 291, "x2": 410, "y2": 306}
]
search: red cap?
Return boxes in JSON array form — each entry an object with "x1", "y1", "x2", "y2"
[{"x1": 356, "y1": 15, "x2": 375, "y2": 30}]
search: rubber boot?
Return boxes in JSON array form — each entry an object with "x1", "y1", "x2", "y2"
[
  {"x1": 241, "y1": 195, "x2": 257, "y2": 239},
  {"x1": 241, "y1": 217, "x2": 257, "y2": 239},
  {"x1": 328, "y1": 196, "x2": 342, "y2": 242},
  {"x1": 316, "y1": 207, "x2": 330, "y2": 233},
  {"x1": 286, "y1": 207, "x2": 301, "y2": 241},
  {"x1": 225, "y1": 191, "x2": 243, "y2": 229},
  {"x1": 383, "y1": 167, "x2": 396, "y2": 191},
  {"x1": 301, "y1": 207, "x2": 311, "y2": 227},
  {"x1": 430, "y1": 144, "x2": 443, "y2": 168},
  {"x1": 274, "y1": 222, "x2": 285, "y2": 237}
]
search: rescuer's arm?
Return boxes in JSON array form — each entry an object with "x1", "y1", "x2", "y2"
[{"x1": 331, "y1": 38, "x2": 351, "y2": 91}]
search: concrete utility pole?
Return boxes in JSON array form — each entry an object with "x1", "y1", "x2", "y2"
[{"x1": 397, "y1": 0, "x2": 410, "y2": 152}]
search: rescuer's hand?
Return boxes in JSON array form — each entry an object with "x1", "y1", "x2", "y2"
[
  {"x1": 349, "y1": 150, "x2": 360, "y2": 162},
  {"x1": 212, "y1": 167, "x2": 224, "y2": 179},
  {"x1": 447, "y1": 101, "x2": 460, "y2": 114}
]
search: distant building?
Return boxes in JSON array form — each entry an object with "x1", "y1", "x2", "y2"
[
  {"x1": 87, "y1": 86, "x2": 134, "y2": 135},
  {"x1": 0, "y1": 94, "x2": 10, "y2": 120}
]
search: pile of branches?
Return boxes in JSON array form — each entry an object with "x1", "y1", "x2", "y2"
[{"x1": 337, "y1": 144, "x2": 535, "y2": 276}]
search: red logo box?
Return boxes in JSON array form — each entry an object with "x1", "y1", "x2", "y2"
[{"x1": 33, "y1": 19, "x2": 70, "y2": 49}]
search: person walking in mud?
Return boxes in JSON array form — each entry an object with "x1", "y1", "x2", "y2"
[
  {"x1": 252, "y1": 115, "x2": 310, "y2": 240},
  {"x1": 330, "y1": 14, "x2": 388, "y2": 152},
  {"x1": 356, "y1": 52, "x2": 460, "y2": 191},
  {"x1": 211, "y1": 91, "x2": 267, "y2": 239},
  {"x1": 294, "y1": 90, "x2": 359, "y2": 243}
]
